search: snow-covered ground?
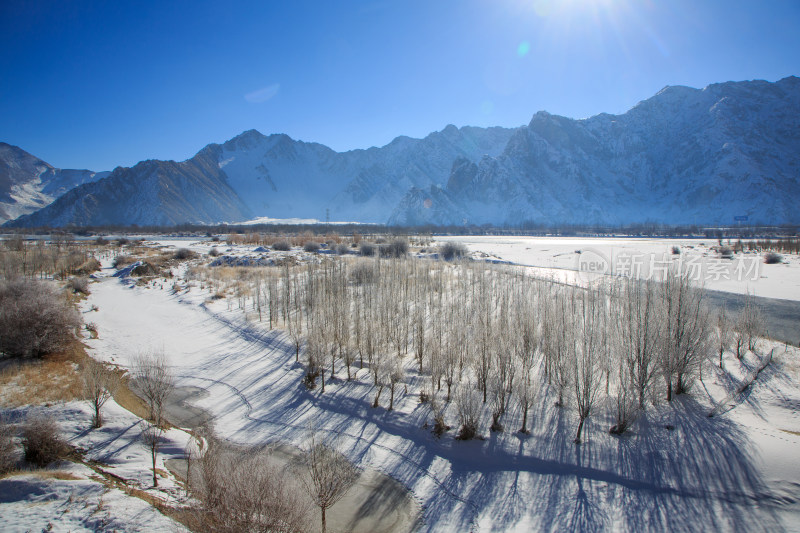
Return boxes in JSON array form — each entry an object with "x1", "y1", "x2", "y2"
[
  {"x1": 437, "y1": 236, "x2": 800, "y2": 302},
  {"x1": 70, "y1": 242, "x2": 800, "y2": 532},
  {"x1": 0, "y1": 400, "x2": 191, "y2": 532}
]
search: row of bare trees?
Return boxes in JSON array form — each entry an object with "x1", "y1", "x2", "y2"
[{"x1": 190, "y1": 255, "x2": 764, "y2": 443}]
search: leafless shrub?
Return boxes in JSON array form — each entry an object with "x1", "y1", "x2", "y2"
[
  {"x1": 439, "y1": 241, "x2": 468, "y2": 261},
  {"x1": 358, "y1": 242, "x2": 376, "y2": 257},
  {"x1": 334, "y1": 243, "x2": 350, "y2": 255},
  {"x1": 208, "y1": 247, "x2": 221, "y2": 257},
  {"x1": 174, "y1": 248, "x2": 195, "y2": 260},
  {"x1": 82, "y1": 360, "x2": 120, "y2": 428},
  {"x1": 272, "y1": 241, "x2": 291, "y2": 251},
  {"x1": 113, "y1": 254, "x2": 133, "y2": 268},
  {"x1": 0, "y1": 279, "x2": 81, "y2": 359},
  {"x1": 94, "y1": 236, "x2": 108, "y2": 246},
  {"x1": 671, "y1": 246, "x2": 680, "y2": 255},
  {"x1": 67, "y1": 276, "x2": 90, "y2": 295},
  {"x1": 117, "y1": 237, "x2": 130, "y2": 246},
  {"x1": 296, "y1": 427, "x2": 359, "y2": 533},
  {"x1": 719, "y1": 246, "x2": 733, "y2": 259},
  {"x1": 22, "y1": 414, "x2": 68, "y2": 467},
  {"x1": 454, "y1": 385, "x2": 481, "y2": 440},
  {"x1": 303, "y1": 242, "x2": 320, "y2": 253},
  {"x1": 0, "y1": 420, "x2": 16, "y2": 474},
  {"x1": 379, "y1": 239, "x2": 408, "y2": 258},
  {"x1": 764, "y1": 252, "x2": 783, "y2": 264},
  {"x1": 192, "y1": 440, "x2": 310, "y2": 533}
]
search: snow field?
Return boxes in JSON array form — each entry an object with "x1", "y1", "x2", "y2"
[{"x1": 77, "y1": 240, "x2": 800, "y2": 531}]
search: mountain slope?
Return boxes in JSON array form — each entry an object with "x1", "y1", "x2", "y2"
[
  {"x1": 0, "y1": 143, "x2": 109, "y2": 223},
  {"x1": 390, "y1": 76, "x2": 800, "y2": 226},
  {"x1": 7, "y1": 151, "x2": 252, "y2": 227},
  {"x1": 7, "y1": 124, "x2": 515, "y2": 227},
  {"x1": 205, "y1": 124, "x2": 516, "y2": 223}
]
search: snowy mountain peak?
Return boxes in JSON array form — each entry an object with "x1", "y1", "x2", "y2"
[{"x1": 0, "y1": 142, "x2": 108, "y2": 223}]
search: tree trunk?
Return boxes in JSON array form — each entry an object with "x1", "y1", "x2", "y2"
[
  {"x1": 520, "y1": 404, "x2": 528, "y2": 434},
  {"x1": 389, "y1": 383, "x2": 395, "y2": 410},
  {"x1": 666, "y1": 381, "x2": 672, "y2": 402},
  {"x1": 94, "y1": 401, "x2": 101, "y2": 428},
  {"x1": 321, "y1": 370, "x2": 325, "y2": 393},
  {"x1": 152, "y1": 447, "x2": 158, "y2": 487},
  {"x1": 574, "y1": 417, "x2": 585, "y2": 444},
  {"x1": 321, "y1": 506, "x2": 327, "y2": 533}
]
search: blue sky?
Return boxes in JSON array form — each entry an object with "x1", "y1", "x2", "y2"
[{"x1": 1, "y1": 0, "x2": 798, "y2": 171}]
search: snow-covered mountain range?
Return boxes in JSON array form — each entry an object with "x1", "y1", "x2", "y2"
[
  {"x1": 390, "y1": 76, "x2": 800, "y2": 226},
  {"x1": 5, "y1": 76, "x2": 799, "y2": 228},
  {"x1": 0, "y1": 143, "x2": 109, "y2": 223}
]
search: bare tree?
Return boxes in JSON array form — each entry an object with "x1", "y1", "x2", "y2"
[
  {"x1": 659, "y1": 270, "x2": 712, "y2": 400},
  {"x1": 297, "y1": 427, "x2": 360, "y2": 533},
  {"x1": 715, "y1": 306, "x2": 733, "y2": 368},
  {"x1": 572, "y1": 290, "x2": 606, "y2": 444},
  {"x1": 195, "y1": 438, "x2": 309, "y2": 533},
  {"x1": 739, "y1": 292, "x2": 765, "y2": 353},
  {"x1": 387, "y1": 358, "x2": 404, "y2": 411},
  {"x1": 617, "y1": 279, "x2": 660, "y2": 410},
  {"x1": 142, "y1": 422, "x2": 164, "y2": 487},
  {"x1": 132, "y1": 351, "x2": 175, "y2": 426},
  {"x1": 609, "y1": 364, "x2": 639, "y2": 435},
  {"x1": 82, "y1": 359, "x2": 120, "y2": 428}
]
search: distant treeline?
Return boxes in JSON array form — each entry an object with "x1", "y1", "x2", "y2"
[{"x1": 2, "y1": 221, "x2": 798, "y2": 239}]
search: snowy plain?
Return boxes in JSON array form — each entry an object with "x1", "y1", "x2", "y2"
[
  {"x1": 64, "y1": 238, "x2": 800, "y2": 532},
  {"x1": 436, "y1": 235, "x2": 800, "y2": 302}
]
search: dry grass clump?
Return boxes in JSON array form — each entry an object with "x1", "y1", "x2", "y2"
[
  {"x1": 0, "y1": 346, "x2": 85, "y2": 408},
  {"x1": 67, "y1": 276, "x2": 91, "y2": 295},
  {"x1": 75, "y1": 257, "x2": 101, "y2": 275},
  {"x1": 0, "y1": 420, "x2": 15, "y2": 475}
]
